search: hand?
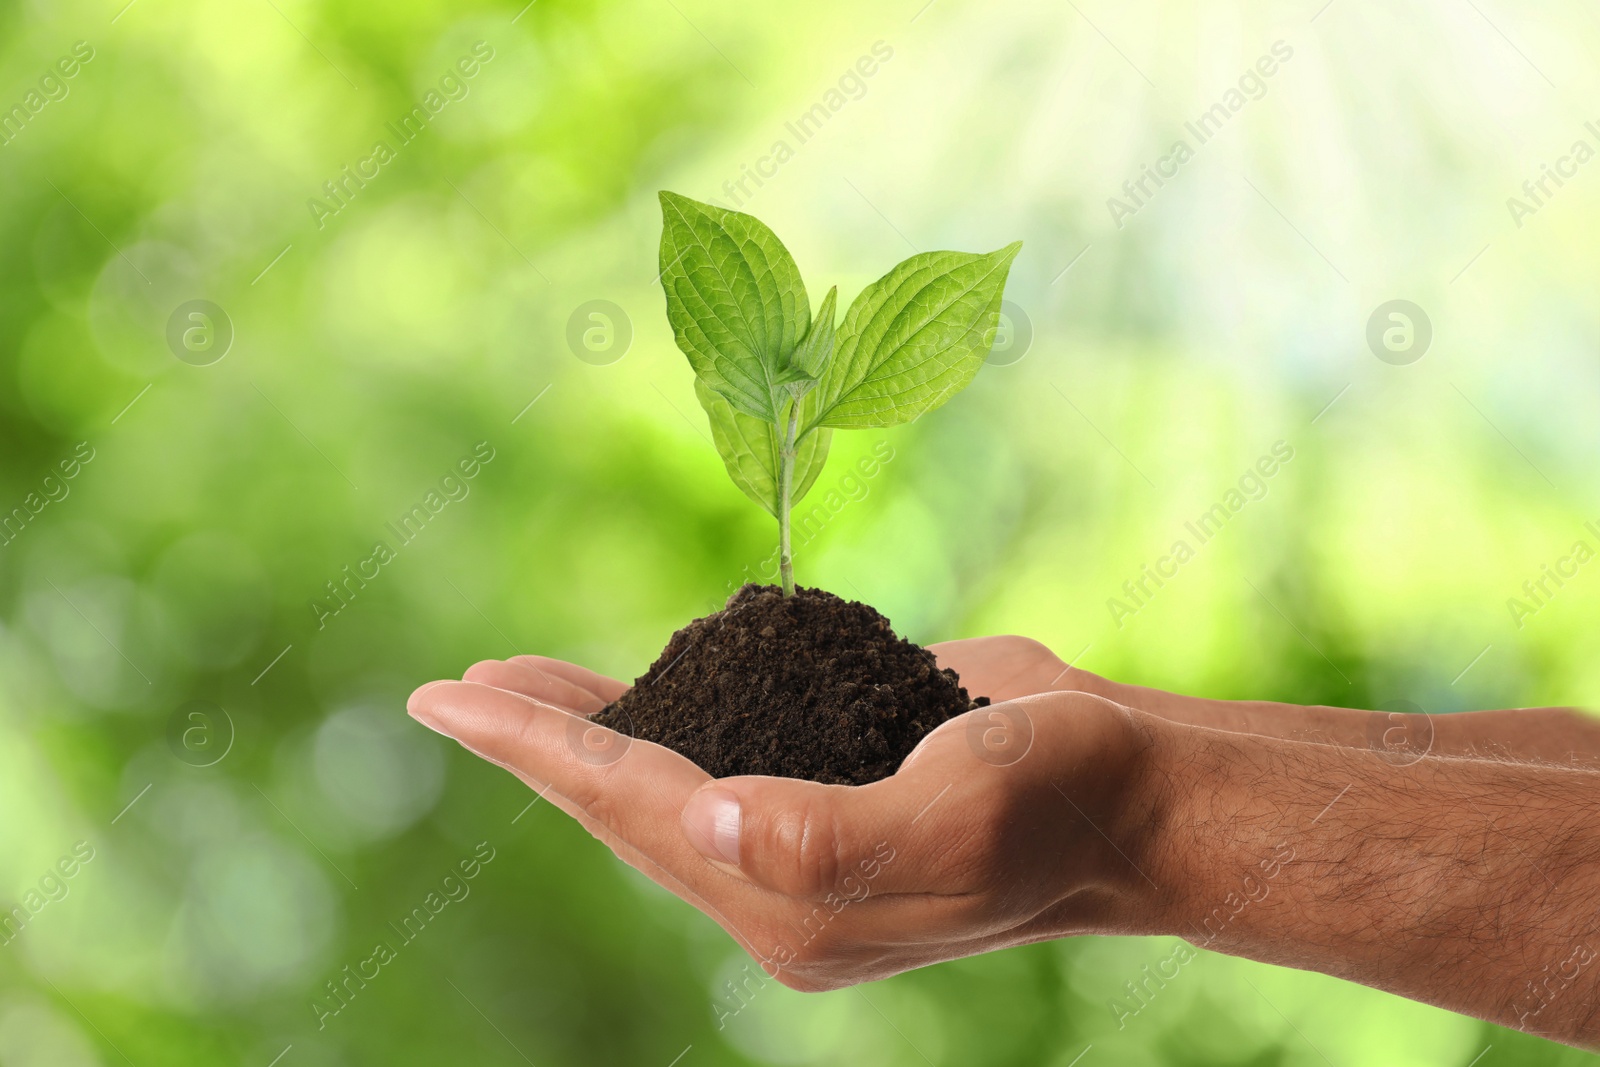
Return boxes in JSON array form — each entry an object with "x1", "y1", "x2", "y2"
[
  {"x1": 413, "y1": 653, "x2": 1600, "y2": 1047},
  {"x1": 929, "y1": 638, "x2": 1600, "y2": 767},
  {"x1": 926, "y1": 635, "x2": 1073, "y2": 703},
  {"x1": 409, "y1": 657, "x2": 1170, "y2": 991},
  {"x1": 930, "y1": 637, "x2": 1196, "y2": 725}
]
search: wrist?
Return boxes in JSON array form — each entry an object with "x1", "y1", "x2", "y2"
[
  {"x1": 1058, "y1": 702, "x2": 1200, "y2": 937},
  {"x1": 1120, "y1": 712, "x2": 1302, "y2": 945}
]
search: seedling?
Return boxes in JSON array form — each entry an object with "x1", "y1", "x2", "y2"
[{"x1": 658, "y1": 191, "x2": 1021, "y2": 595}]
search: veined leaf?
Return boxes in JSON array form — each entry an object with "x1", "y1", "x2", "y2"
[
  {"x1": 659, "y1": 192, "x2": 810, "y2": 423},
  {"x1": 809, "y1": 242, "x2": 1021, "y2": 430},
  {"x1": 789, "y1": 285, "x2": 837, "y2": 378},
  {"x1": 695, "y1": 380, "x2": 832, "y2": 518},
  {"x1": 772, "y1": 365, "x2": 818, "y2": 388}
]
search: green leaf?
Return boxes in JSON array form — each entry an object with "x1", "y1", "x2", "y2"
[
  {"x1": 789, "y1": 285, "x2": 837, "y2": 378},
  {"x1": 659, "y1": 191, "x2": 810, "y2": 422},
  {"x1": 772, "y1": 364, "x2": 817, "y2": 387},
  {"x1": 809, "y1": 242, "x2": 1022, "y2": 430},
  {"x1": 695, "y1": 380, "x2": 832, "y2": 518}
]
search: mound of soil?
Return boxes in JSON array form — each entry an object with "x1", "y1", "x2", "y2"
[{"x1": 593, "y1": 584, "x2": 988, "y2": 785}]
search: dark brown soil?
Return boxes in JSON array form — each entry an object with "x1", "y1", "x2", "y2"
[{"x1": 593, "y1": 584, "x2": 988, "y2": 785}]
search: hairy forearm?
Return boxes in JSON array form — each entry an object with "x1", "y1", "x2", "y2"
[
  {"x1": 1059, "y1": 667, "x2": 1600, "y2": 768},
  {"x1": 1140, "y1": 713, "x2": 1600, "y2": 1044}
]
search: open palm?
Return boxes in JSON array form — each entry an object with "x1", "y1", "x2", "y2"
[{"x1": 411, "y1": 650, "x2": 1158, "y2": 991}]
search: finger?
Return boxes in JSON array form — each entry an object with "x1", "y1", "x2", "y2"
[
  {"x1": 508, "y1": 655, "x2": 629, "y2": 703},
  {"x1": 408, "y1": 681, "x2": 828, "y2": 950},
  {"x1": 927, "y1": 636, "x2": 1065, "y2": 703},
  {"x1": 926, "y1": 638, "x2": 1147, "y2": 716},
  {"x1": 409, "y1": 680, "x2": 722, "y2": 862},
  {"x1": 924, "y1": 641, "x2": 977, "y2": 682},
  {"x1": 406, "y1": 682, "x2": 988, "y2": 975},
  {"x1": 457, "y1": 725, "x2": 792, "y2": 968},
  {"x1": 761, "y1": 911, "x2": 1052, "y2": 991},
  {"x1": 486, "y1": 753, "x2": 723, "y2": 905},
  {"x1": 806, "y1": 872, "x2": 1063, "y2": 946},
  {"x1": 679, "y1": 758, "x2": 997, "y2": 900},
  {"x1": 462, "y1": 659, "x2": 608, "y2": 714},
  {"x1": 925, "y1": 637, "x2": 991, "y2": 671}
]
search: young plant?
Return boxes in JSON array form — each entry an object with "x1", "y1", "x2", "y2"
[{"x1": 657, "y1": 190, "x2": 1021, "y2": 596}]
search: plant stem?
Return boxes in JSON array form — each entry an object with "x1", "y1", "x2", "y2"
[{"x1": 777, "y1": 398, "x2": 800, "y2": 597}]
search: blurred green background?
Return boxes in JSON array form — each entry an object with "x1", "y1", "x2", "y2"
[{"x1": 3, "y1": 0, "x2": 1599, "y2": 1063}]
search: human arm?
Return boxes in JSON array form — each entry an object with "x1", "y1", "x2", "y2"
[
  {"x1": 1151, "y1": 713, "x2": 1600, "y2": 1043},
  {"x1": 410, "y1": 658, "x2": 1600, "y2": 1047},
  {"x1": 929, "y1": 635, "x2": 1600, "y2": 768}
]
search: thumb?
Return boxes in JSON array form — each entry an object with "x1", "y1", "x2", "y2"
[{"x1": 679, "y1": 775, "x2": 951, "y2": 899}]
